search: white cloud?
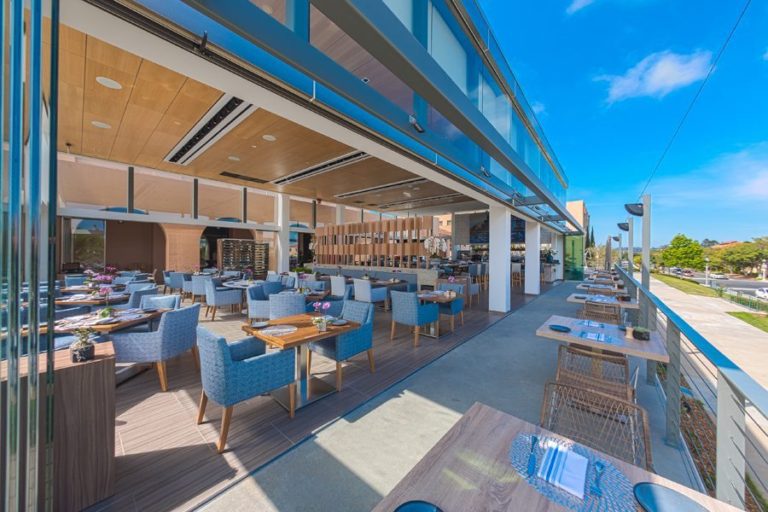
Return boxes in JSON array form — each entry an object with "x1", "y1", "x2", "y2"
[
  {"x1": 596, "y1": 50, "x2": 712, "y2": 103},
  {"x1": 566, "y1": 0, "x2": 596, "y2": 14},
  {"x1": 531, "y1": 101, "x2": 547, "y2": 116}
]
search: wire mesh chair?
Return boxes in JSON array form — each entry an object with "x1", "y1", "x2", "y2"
[
  {"x1": 540, "y1": 382, "x2": 652, "y2": 470},
  {"x1": 555, "y1": 345, "x2": 637, "y2": 402},
  {"x1": 580, "y1": 300, "x2": 621, "y2": 324}
]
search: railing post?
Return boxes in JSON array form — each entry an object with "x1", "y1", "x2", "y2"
[
  {"x1": 716, "y1": 371, "x2": 746, "y2": 507},
  {"x1": 665, "y1": 322, "x2": 681, "y2": 447},
  {"x1": 645, "y1": 298, "x2": 658, "y2": 385}
]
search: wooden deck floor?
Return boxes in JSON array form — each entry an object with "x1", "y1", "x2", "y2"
[{"x1": 88, "y1": 284, "x2": 546, "y2": 511}]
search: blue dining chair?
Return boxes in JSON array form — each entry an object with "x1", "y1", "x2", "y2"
[
  {"x1": 126, "y1": 282, "x2": 156, "y2": 294},
  {"x1": 115, "y1": 286, "x2": 159, "y2": 310},
  {"x1": 110, "y1": 304, "x2": 201, "y2": 391},
  {"x1": 140, "y1": 294, "x2": 182, "y2": 310},
  {"x1": 204, "y1": 279, "x2": 243, "y2": 321},
  {"x1": 266, "y1": 273, "x2": 281, "y2": 283},
  {"x1": 64, "y1": 275, "x2": 86, "y2": 287},
  {"x1": 268, "y1": 293, "x2": 306, "y2": 319},
  {"x1": 281, "y1": 276, "x2": 296, "y2": 289},
  {"x1": 262, "y1": 281, "x2": 284, "y2": 296},
  {"x1": 390, "y1": 290, "x2": 439, "y2": 347},
  {"x1": 196, "y1": 326, "x2": 296, "y2": 453},
  {"x1": 191, "y1": 275, "x2": 210, "y2": 303},
  {"x1": 307, "y1": 300, "x2": 375, "y2": 390},
  {"x1": 436, "y1": 283, "x2": 465, "y2": 332},
  {"x1": 182, "y1": 274, "x2": 194, "y2": 301},
  {"x1": 246, "y1": 285, "x2": 270, "y2": 320},
  {"x1": 162, "y1": 270, "x2": 172, "y2": 293},
  {"x1": 467, "y1": 264, "x2": 481, "y2": 306},
  {"x1": 353, "y1": 279, "x2": 389, "y2": 310},
  {"x1": 167, "y1": 272, "x2": 186, "y2": 295},
  {"x1": 112, "y1": 276, "x2": 135, "y2": 286}
]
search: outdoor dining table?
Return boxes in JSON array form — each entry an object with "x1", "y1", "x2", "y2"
[
  {"x1": 54, "y1": 293, "x2": 130, "y2": 310},
  {"x1": 373, "y1": 402, "x2": 739, "y2": 512},
  {"x1": 60, "y1": 283, "x2": 125, "y2": 294},
  {"x1": 222, "y1": 279, "x2": 264, "y2": 289},
  {"x1": 566, "y1": 293, "x2": 639, "y2": 310},
  {"x1": 535, "y1": 314, "x2": 669, "y2": 363},
  {"x1": 576, "y1": 283, "x2": 627, "y2": 296},
  {"x1": 242, "y1": 313, "x2": 360, "y2": 410},
  {"x1": 8, "y1": 308, "x2": 168, "y2": 338},
  {"x1": 416, "y1": 290, "x2": 461, "y2": 338}
]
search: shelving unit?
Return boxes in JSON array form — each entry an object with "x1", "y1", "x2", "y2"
[
  {"x1": 217, "y1": 238, "x2": 270, "y2": 277},
  {"x1": 314, "y1": 217, "x2": 435, "y2": 268}
]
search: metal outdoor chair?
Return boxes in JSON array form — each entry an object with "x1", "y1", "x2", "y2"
[
  {"x1": 540, "y1": 382, "x2": 652, "y2": 470},
  {"x1": 580, "y1": 300, "x2": 621, "y2": 324},
  {"x1": 555, "y1": 345, "x2": 638, "y2": 402}
]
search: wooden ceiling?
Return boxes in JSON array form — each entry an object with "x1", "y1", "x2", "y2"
[{"x1": 56, "y1": 25, "x2": 469, "y2": 212}]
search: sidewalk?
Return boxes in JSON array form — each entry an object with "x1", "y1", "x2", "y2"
[{"x1": 649, "y1": 277, "x2": 768, "y2": 389}]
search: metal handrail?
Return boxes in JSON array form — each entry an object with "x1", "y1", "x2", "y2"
[{"x1": 615, "y1": 265, "x2": 768, "y2": 419}]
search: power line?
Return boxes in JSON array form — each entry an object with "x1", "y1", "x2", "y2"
[{"x1": 638, "y1": 0, "x2": 753, "y2": 198}]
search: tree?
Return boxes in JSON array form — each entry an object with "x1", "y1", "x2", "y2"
[
  {"x1": 720, "y1": 242, "x2": 766, "y2": 274},
  {"x1": 660, "y1": 234, "x2": 704, "y2": 270},
  {"x1": 701, "y1": 238, "x2": 719, "y2": 248},
  {"x1": 589, "y1": 227, "x2": 595, "y2": 248}
]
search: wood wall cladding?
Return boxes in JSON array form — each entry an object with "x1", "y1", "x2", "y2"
[{"x1": 314, "y1": 217, "x2": 434, "y2": 268}]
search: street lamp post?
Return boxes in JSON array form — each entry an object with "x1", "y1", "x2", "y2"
[{"x1": 705, "y1": 256, "x2": 710, "y2": 287}]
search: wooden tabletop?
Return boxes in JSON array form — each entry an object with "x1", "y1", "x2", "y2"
[
  {"x1": 242, "y1": 314, "x2": 359, "y2": 350},
  {"x1": 53, "y1": 309, "x2": 167, "y2": 334},
  {"x1": 1, "y1": 342, "x2": 115, "y2": 379},
  {"x1": 575, "y1": 284, "x2": 626, "y2": 296},
  {"x1": 60, "y1": 284, "x2": 125, "y2": 294},
  {"x1": 374, "y1": 402, "x2": 738, "y2": 512},
  {"x1": 566, "y1": 293, "x2": 639, "y2": 310},
  {"x1": 535, "y1": 315, "x2": 669, "y2": 363},
  {"x1": 55, "y1": 295, "x2": 129, "y2": 307},
  {"x1": 417, "y1": 292, "x2": 459, "y2": 304}
]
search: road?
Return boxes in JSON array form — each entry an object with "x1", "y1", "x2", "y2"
[{"x1": 687, "y1": 272, "x2": 766, "y2": 296}]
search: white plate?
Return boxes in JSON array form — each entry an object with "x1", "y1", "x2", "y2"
[
  {"x1": 260, "y1": 325, "x2": 298, "y2": 336},
  {"x1": 331, "y1": 319, "x2": 348, "y2": 326}
]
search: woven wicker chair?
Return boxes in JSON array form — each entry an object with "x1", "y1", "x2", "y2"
[
  {"x1": 540, "y1": 382, "x2": 652, "y2": 470},
  {"x1": 555, "y1": 345, "x2": 638, "y2": 401},
  {"x1": 580, "y1": 300, "x2": 621, "y2": 324}
]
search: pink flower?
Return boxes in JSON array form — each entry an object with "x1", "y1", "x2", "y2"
[
  {"x1": 321, "y1": 302, "x2": 331, "y2": 310},
  {"x1": 312, "y1": 301, "x2": 322, "y2": 312},
  {"x1": 98, "y1": 286, "x2": 111, "y2": 296},
  {"x1": 448, "y1": 276, "x2": 455, "y2": 283}
]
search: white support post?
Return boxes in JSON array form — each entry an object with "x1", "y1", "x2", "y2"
[
  {"x1": 276, "y1": 194, "x2": 291, "y2": 273},
  {"x1": 525, "y1": 220, "x2": 541, "y2": 295},
  {"x1": 716, "y1": 371, "x2": 746, "y2": 507},
  {"x1": 627, "y1": 217, "x2": 634, "y2": 278},
  {"x1": 555, "y1": 234, "x2": 564, "y2": 281},
  {"x1": 450, "y1": 213, "x2": 457, "y2": 260},
  {"x1": 335, "y1": 204, "x2": 345, "y2": 226},
  {"x1": 488, "y1": 205, "x2": 511, "y2": 312}
]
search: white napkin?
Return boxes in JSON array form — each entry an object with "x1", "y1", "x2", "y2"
[{"x1": 537, "y1": 445, "x2": 588, "y2": 499}]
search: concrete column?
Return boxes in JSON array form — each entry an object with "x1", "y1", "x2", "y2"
[
  {"x1": 335, "y1": 204, "x2": 345, "y2": 225},
  {"x1": 277, "y1": 194, "x2": 291, "y2": 273},
  {"x1": 488, "y1": 205, "x2": 511, "y2": 313},
  {"x1": 555, "y1": 233, "x2": 564, "y2": 281},
  {"x1": 525, "y1": 220, "x2": 541, "y2": 295},
  {"x1": 450, "y1": 213, "x2": 457, "y2": 260}
]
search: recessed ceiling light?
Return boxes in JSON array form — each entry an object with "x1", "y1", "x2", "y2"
[
  {"x1": 361, "y1": 77, "x2": 370, "y2": 84},
  {"x1": 251, "y1": 144, "x2": 258, "y2": 148},
  {"x1": 228, "y1": 155, "x2": 241, "y2": 162},
  {"x1": 95, "y1": 76, "x2": 122, "y2": 90},
  {"x1": 403, "y1": 191, "x2": 412, "y2": 198},
  {"x1": 91, "y1": 120, "x2": 112, "y2": 129},
  {"x1": 262, "y1": 134, "x2": 277, "y2": 142}
]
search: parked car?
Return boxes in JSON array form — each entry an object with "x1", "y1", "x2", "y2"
[
  {"x1": 670, "y1": 267, "x2": 682, "y2": 275},
  {"x1": 756, "y1": 288, "x2": 768, "y2": 300},
  {"x1": 710, "y1": 272, "x2": 727, "y2": 280},
  {"x1": 682, "y1": 269, "x2": 694, "y2": 277}
]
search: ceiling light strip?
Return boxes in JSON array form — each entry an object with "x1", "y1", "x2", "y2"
[
  {"x1": 271, "y1": 151, "x2": 370, "y2": 186},
  {"x1": 333, "y1": 177, "x2": 428, "y2": 199}
]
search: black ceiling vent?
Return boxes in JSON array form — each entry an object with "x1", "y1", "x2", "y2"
[
  {"x1": 165, "y1": 94, "x2": 254, "y2": 166},
  {"x1": 219, "y1": 171, "x2": 268, "y2": 184},
  {"x1": 271, "y1": 151, "x2": 370, "y2": 186}
]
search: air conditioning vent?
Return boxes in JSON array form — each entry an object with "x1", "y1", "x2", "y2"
[
  {"x1": 219, "y1": 171, "x2": 268, "y2": 184},
  {"x1": 378, "y1": 193, "x2": 463, "y2": 210},
  {"x1": 334, "y1": 177, "x2": 428, "y2": 199},
  {"x1": 165, "y1": 94, "x2": 255, "y2": 166},
  {"x1": 271, "y1": 151, "x2": 369, "y2": 186}
]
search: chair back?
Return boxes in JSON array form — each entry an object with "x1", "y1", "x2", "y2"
[
  {"x1": 436, "y1": 282, "x2": 465, "y2": 295},
  {"x1": 555, "y1": 345, "x2": 632, "y2": 401},
  {"x1": 126, "y1": 282, "x2": 155, "y2": 294},
  {"x1": 389, "y1": 290, "x2": 419, "y2": 325},
  {"x1": 266, "y1": 273, "x2": 281, "y2": 283},
  {"x1": 582, "y1": 300, "x2": 621, "y2": 324},
  {"x1": 540, "y1": 382, "x2": 652, "y2": 469},
  {"x1": 468, "y1": 264, "x2": 481, "y2": 277},
  {"x1": 247, "y1": 284, "x2": 267, "y2": 302},
  {"x1": 262, "y1": 281, "x2": 283, "y2": 297},
  {"x1": 352, "y1": 279, "x2": 373, "y2": 302},
  {"x1": 156, "y1": 304, "x2": 201, "y2": 359},
  {"x1": 64, "y1": 275, "x2": 85, "y2": 287},
  {"x1": 268, "y1": 293, "x2": 306, "y2": 319},
  {"x1": 281, "y1": 275, "x2": 296, "y2": 289},
  {"x1": 191, "y1": 275, "x2": 210, "y2": 296},
  {"x1": 168, "y1": 272, "x2": 185, "y2": 289},
  {"x1": 330, "y1": 276, "x2": 347, "y2": 297},
  {"x1": 140, "y1": 294, "x2": 181, "y2": 310},
  {"x1": 126, "y1": 286, "x2": 159, "y2": 308},
  {"x1": 113, "y1": 276, "x2": 135, "y2": 286},
  {"x1": 195, "y1": 326, "x2": 235, "y2": 404},
  {"x1": 340, "y1": 300, "x2": 374, "y2": 325},
  {"x1": 162, "y1": 270, "x2": 172, "y2": 284}
]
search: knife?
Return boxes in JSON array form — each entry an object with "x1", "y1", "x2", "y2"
[{"x1": 527, "y1": 435, "x2": 539, "y2": 476}]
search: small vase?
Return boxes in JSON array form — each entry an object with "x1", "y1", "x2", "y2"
[
  {"x1": 70, "y1": 344, "x2": 95, "y2": 363},
  {"x1": 317, "y1": 321, "x2": 327, "y2": 332}
]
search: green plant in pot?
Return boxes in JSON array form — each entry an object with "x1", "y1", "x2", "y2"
[
  {"x1": 70, "y1": 327, "x2": 96, "y2": 362},
  {"x1": 633, "y1": 326, "x2": 651, "y2": 341},
  {"x1": 99, "y1": 306, "x2": 114, "y2": 319}
]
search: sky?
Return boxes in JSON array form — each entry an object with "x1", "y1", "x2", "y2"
[{"x1": 478, "y1": 0, "x2": 768, "y2": 246}]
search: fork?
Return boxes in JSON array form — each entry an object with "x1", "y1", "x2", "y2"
[{"x1": 590, "y1": 461, "x2": 605, "y2": 497}]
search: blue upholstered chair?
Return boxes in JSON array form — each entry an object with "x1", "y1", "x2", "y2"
[
  {"x1": 110, "y1": 304, "x2": 201, "y2": 391},
  {"x1": 182, "y1": 273, "x2": 193, "y2": 300},
  {"x1": 196, "y1": 326, "x2": 296, "y2": 453},
  {"x1": 112, "y1": 276, "x2": 135, "y2": 286},
  {"x1": 126, "y1": 281, "x2": 155, "y2": 294},
  {"x1": 268, "y1": 293, "x2": 306, "y2": 320},
  {"x1": 266, "y1": 273, "x2": 281, "y2": 283},
  {"x1": 262, "y1": 281, "x2": 284, "y2": 297},
  {"x1": 115, "y1": 286, "x2": 159, "y2": 310},
  {"x1": 307, "y1": 301, "x2": 375, "y2": 390},
  {"x1": 191, "y1": 275, "x2": 210, "y2": 303},
  {"x1": 204, "y1": 279, "x2": 242, "y2": 321},
  {"x1": 326, "y1": 276, "x2": 352, "y2": 317},
  {"x1": 64, "y1": 275, "x2": 86, "y2": 287},
  {"x1": 221, "y1": 270, "x2": 241, "y2": 278},
  {"x1": 281, "y1": 276, "x2": 296, "y2": 289},
  {"x1": 118, "y1": 270, "x2": 139, "y2": 278},
  {"x1": 167, "y1": 272, "x2": 186, "y2": 295},
  {"x1": 390, "y1": 290, "x2": 439, "y2": 347},
  {"x1": 301, "y1": 279, "x2": 325, "y2": 292},
  {"x1": 436, "y1": 283, "x2": 465, "y2": 332},
  {"x1": 162, "y1": 270, "x2": 172, "y2": 293},
  {"x1": 353, "y1": 279, "x2": 389, "y2": 310},
  {"x1": 140, "y1": 294, "x2": 182, "y2": 310},
  {"x1": 246, "y1": 285, "x2": 270, "y2": 320}
]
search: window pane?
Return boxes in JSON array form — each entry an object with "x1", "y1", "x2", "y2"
[
  {"x1": 71, "y1": 218, "x2": 106, "y2": 269},
  {"x1": 383, "y1": 0, "x2": 413, "y2": 32},
  {"x1": 290, "y1": 198, "x2": 313, "y2": 227},
  {"x1": 198, "y1": 181, "x2": 242, "y2": 221},
  {"x1": 58, "y1": 160, "x2": 128, "y2": 211},
  {"x1": 429, "y1": 3, "x2": 467, "y2": 94},
  {"x1": 316, "y1": 203, "x2": 336, "y2": 227},
  {"x1": 247, "y1": 191, "x2": 276, "y2": 225},
  {"x1": 134, "y1": 168, "x2": 193, "y2": 217}
]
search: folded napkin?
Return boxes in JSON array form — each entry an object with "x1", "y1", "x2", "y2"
[
  {"x1": 117, "y1": 314, "x2": 142, "y2": 321},
  {"x1": 91, "y1": 316, "x2": 116, "y2": 325},
  {"x1": 67, "y1": 294, "x2": 90, "y2": 300},
  {"x1": 537, "y1": 445, "x2": 588, "y2": 499}
]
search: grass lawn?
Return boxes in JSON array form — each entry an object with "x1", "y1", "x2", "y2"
[
  {"x1": 652, "y1": 273, "x2": 719, "y2": 297},
  {"x1": 727, "y1": 312, "x2": 768, "y2": 334}
]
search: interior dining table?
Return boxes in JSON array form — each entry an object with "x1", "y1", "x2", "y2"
[
  {"x1": 374, "y1": 402, "x2": 740, "y2": 511},
  {"x1": 566, "y1": 293, "x2": 640, "y2": 310}
]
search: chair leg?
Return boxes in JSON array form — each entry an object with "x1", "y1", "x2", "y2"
[
  {"x1": 211, "y1": 306, "x2": 217, "y2": 321},
  {"x1": 216, "y1": 406, "x2": 233, "y2": 454},
  {"x1": 450, "y1": 315, "x2": 455, "y2": 332},
  {"x1": 367, "y1": 348, "x2": 375, "y2": 373},
  {"x1": 460, "y1": 311, "x2": 464, "y2": 326},
  {"x1": 288, "y1": 383, "x2": 296, "y2": 419},
  {"x1": 156, "y1": 361, "x2": 169, "y2": 392},
  {"x1": 390, "y1": 320, "x2": 396, "y2": 341},
  {"x1": 413, "y1": 327, "x2": 420, "y2": 348},
  {"x1": 196, "y1": 391, "x2": 208, "y2": 424},
  {"x1": 191, "y1": 345, "x2": 200, "y2": 371},
  {"x1": 306, "y1": 349, "x2": 312, "y2": 376},
  {"x1": 336, "y1": 362, "x2": 343, "y2": 391},
  {"x1": 435, "y1": 320, "x2": 440, "y2": 338}
]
